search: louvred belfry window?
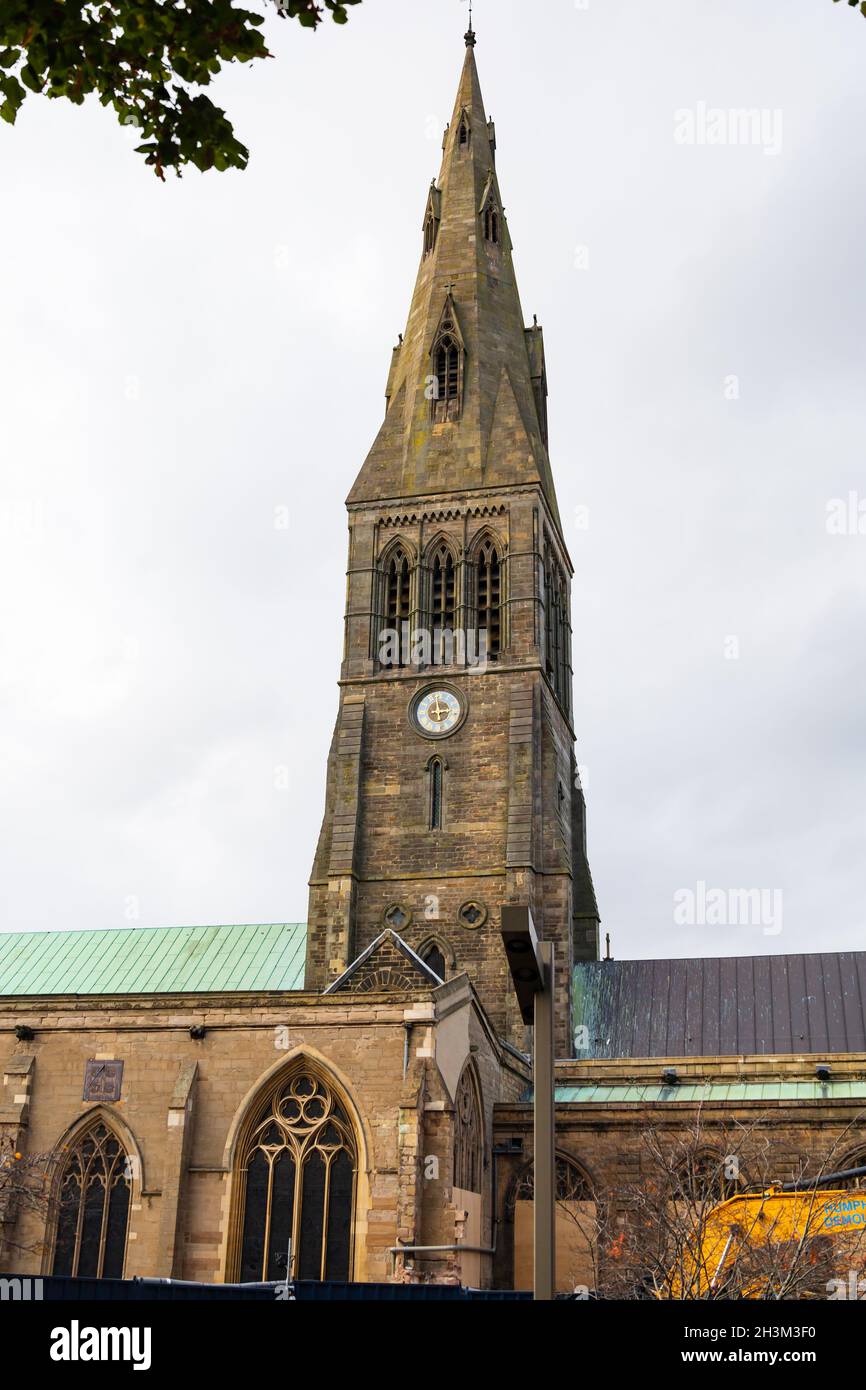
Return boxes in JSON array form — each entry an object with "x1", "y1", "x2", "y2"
[
  {"x1": 239, "y1": 1070, "x2": 357, "y2": 1284},
  {"x1": 383, "y1": 546, "x2": 412, "y2": 667},
  {"x1": 52, "y1": 1122, "x2": 131, "y2": 1280},
  {"x1": 544, "y1": 545, "x2": 571, "y2": 713},
  {"x1": 431, "y1": 545, "x2": 457, "y2": 642},
  {"x1": 477, "y1": 540, "x2": 502, "y2": 657}
]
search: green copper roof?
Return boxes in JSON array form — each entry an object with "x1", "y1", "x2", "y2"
[
  {"x1": 0, "y1": 923, "x2": 308, "y2": 997},
  {"x1": 551, "y1": 1081, "x2": 866, "y2": 1105}
]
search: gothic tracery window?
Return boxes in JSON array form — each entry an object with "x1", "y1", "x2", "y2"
[
  {"x1": 511, "y1": 1155, "x2": 597, "y2": 1295},
  {"x1": 476, "y1": 538, "x2": 502, "y2": 657},
  {"x1": 239, "y1": 1069, "x2": 357, "y2": 1284},
  {"x1": 52, "y1": 1121, "x2": 131, "y2": 1279},
  {"x1": 672, "y1": 1152, "x2": 738, "y2": 1203},
  {"x1": 453, "y1": 1066, "x2": 483, "y2": 1194},
  {"x1": 513, "y1": 1154, "x2": 594, "y2": 1206}
]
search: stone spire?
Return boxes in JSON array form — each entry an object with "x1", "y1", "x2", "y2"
[{"x1": 347, "y1": 38, "x2": 561, "y2": 526}]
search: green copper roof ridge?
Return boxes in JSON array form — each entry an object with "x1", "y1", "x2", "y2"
[{"x1": 0, "y1": 920, "x2": 307, "y2": 937}]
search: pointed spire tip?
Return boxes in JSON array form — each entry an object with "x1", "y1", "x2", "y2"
[{"x1": 465, "y1": 0, "x2": 476, "y2": 47}]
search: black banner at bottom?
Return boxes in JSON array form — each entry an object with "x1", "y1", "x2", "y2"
[{"x1": 0, "y1": 1289, "x2": 858, "y2": 1377}]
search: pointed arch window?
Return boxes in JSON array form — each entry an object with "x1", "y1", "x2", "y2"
[
  {"x1": 453, "y1": 1066, "x2": 483, "y2": 1194},
  {"x1": 422, "y1": 182, "x2": 441, "y2": 259},
  {"x1": 382, "y1": 545, "x2": 412, "y2": 668},
  {"x1": 424, "y1": 211, "x2": 438, "y2": 256},
  {"x1": 52, "y1": 1121, "x2": 131, "y2": 1279},
  {"x1": 238, "y1": 1069, "x2": 357, "y2": 1284},
  {"x1": 513, "y1": 1154, "x2": 594, "y2": 1206},
  {"x1": 476, "y1": 538, "x2": 502, "y2": 657},
  {"x1": 483, "y1": 198, "x2": 500, "y2": 245},
  {"x1": 837, "y1": 1153, "x2": 866, "y2": 1189},
  {"x1": 430, "y1": 300, "x2": 465, "y2": 425},
  {"x1": 672, "y1": 1152, "x2": 740, "y2": 1204},
  {"x1": 422, "y1": 943, "x2": 447, "y2": 982},
  {"x1": 458, "y1": 111, "x2": 471, "y2": 148},
  {"x1": 511, "y1": 1154, "x2": 597, "y2": 1295},
  {"x1": 558, "y1": 573, "x2": 571, "y2": 714},
  {"x1": 433, "y1": 333, "x2": 461, "y2": 422},
  {"x1": 430, "y1": 544, "x2": 457, "y2": 657},
  {"x1": 428, "y1": 755, "x2": 445, "y2": 830},
  {"x1": 544, "y1": 544, "x2": 571, "y2": 713}
]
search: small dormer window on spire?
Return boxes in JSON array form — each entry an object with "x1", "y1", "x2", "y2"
[
  {"x1": 458, "y1": 111, "x2": 471, "y2": 148},
  {"x1": 422, "y1": 182, "x2": 441, "y2": 259},
  {"x1": 436, "y1": 334, "x2": 459, "y2": 398},
  {"x1": 433, "y1": 333, "x2": 460, "y2": 422},
  {"x1": 483, "y1": 198, "x2": 500, "y2": 245},
  {"x1": 429, "y1": 298, "x2": 465, "y2": 424}
]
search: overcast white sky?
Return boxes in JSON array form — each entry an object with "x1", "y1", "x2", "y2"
[{"x1": 1, "y1": 0, "x2": 864, "y2": 963}]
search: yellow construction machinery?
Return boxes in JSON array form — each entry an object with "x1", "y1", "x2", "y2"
[{"x1": 667, "y1": 1163, "x2": 866, "y2": 1299}]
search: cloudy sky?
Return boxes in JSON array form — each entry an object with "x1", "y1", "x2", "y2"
[{"x1": 1, "y1": 0, "x2": 864, "y2": 963}]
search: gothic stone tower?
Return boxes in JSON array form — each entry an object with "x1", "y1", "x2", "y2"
[{"x1": 306, "y1": 30, "x2": 599, "y2": 1055}]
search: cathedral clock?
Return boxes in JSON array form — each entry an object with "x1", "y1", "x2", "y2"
[{"x1": 410, "y1": 686, "x2": 466, "y2": 739}]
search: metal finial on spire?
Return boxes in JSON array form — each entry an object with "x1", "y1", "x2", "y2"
[{"x1": 465, "y1": 0, "x2": 476, "y2": 47}]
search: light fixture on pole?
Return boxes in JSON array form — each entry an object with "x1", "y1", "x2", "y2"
[{"x1": 500, "y1": 905, "x2": 555, "y2": 1302}]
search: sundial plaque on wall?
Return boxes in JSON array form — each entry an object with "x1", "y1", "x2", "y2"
[{"x1": 83, "y1": 1059, "x2": 124, "y2": 1103}]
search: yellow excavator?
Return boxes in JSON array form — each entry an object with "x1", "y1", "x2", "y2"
[{"x1": 667, "y1": 1163, "x2": 866, "y2": 1299}]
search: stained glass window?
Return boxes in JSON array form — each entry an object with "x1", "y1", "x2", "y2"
[
  {"x1": 52, "y1": 1122, "x2": 131, "y2": 1279},
  {"x1": 239, "y1": 1070, "x2": 357, "y2": 1284}
]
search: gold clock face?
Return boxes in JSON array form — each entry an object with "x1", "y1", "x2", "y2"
[{"x1": 412, "y1": 688, "x2": 463, "y2": 738}]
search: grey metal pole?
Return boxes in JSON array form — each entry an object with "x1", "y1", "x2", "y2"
[{"x1": 533, "y1": 940, "x2": 555, "y2": 1301}]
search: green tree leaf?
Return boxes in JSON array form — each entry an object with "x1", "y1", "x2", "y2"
[{"x1": 0, "y1": 0, "x2": 362, "y2": 176}]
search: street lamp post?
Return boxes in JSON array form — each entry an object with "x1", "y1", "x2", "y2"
[{"x1": 500, "y1": 905, "x2": 555, "y2": 1302}]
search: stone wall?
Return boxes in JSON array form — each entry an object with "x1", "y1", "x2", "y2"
[
  {"x1": 492, "y1": 1052, "x2": 866, "y2": 1291},
  {"x1": 0, "y1": 979, "x2": 527, "y2": 1287}
]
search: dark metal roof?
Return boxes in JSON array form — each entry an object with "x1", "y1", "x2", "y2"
[{"x1": 572, "y1": 953, "x2": 866, "y2": 1059}]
